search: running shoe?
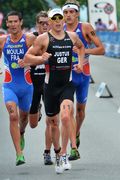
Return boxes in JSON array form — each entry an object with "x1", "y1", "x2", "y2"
[
  {"x1": 68, "y1": 148, "x2": 80, "y2": 161},
  {"x1": 55, "y1": 155, "x2": 64, "y2": 174},
  {"x1": 61, "y1": 154, "x2": 71, "y2": 170},
  {"x1": 43, "y1": 152, "x2": 53, "y2": 165},
  {"x1": 38, "y1": 103, "x2": 42, "y2": 122},
  {"x1": 16, "y1": 154, "x2": 25, "y2": 166},
  {"x1": 76, "y1": 133, "x2": 80, "y2": 148},
  {"x1": 20, "y1": 134, "x2": 25, "y2": 151}
]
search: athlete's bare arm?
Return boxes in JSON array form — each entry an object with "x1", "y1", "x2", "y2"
[
  {"x1": 68, "y1": 31, "x2": 85, "y2": 72},
  {"x1": 24, "y1": 32, "x2": 51, "y2": 65},
  {"x1": 82, "y1": 23, "x2": 105, "y2": 55}
]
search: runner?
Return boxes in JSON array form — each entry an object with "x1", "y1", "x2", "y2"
[
  {"x1": 62, "y1": 0, "x2": 105, "y2": 160},
  {"x1": 23, "y1": 8, "x2": 85, "y2": 174},
  {"x1": 0, "y1": 11, "x2": 36, "y2": 166},
  {"x1": 30, "y1": 11, "x2": 53, "y2": 165}
]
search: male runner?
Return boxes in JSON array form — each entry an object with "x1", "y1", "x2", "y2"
[
  {"x1": 29, "y1": 11, "x2": 54, "y2": 165},
  {"x1": 23, "y1": 8, "x2": 85, "y2": 174},
  {"x1": 0, "y1": 11, "x2": 36, "y2": 166},
  {"x1": 62, "y1": 0, "x2": 105, "y2": 160}
]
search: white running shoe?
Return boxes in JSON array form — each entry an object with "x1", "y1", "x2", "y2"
[
  {"x1": 55, "y1": 155, "x2": 64, "y2": 174},
  {"x1": 62, "y1": 154, "x2": 72, "y2": 170}
]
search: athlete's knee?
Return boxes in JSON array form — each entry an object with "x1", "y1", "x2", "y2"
[
  {"x1": 61, "y1": 101, "x2": 73, "y2": 126},
  {"x1": 49, "y1": 117, "x2": 59, "y2": 129},
  {"x1": 51, "y1": 120, "x2": 59, "y2": 129},
  {"x1": 7, "y1": 107, "x2": 18, "y2": 122},
  {"x1": 76, "y1": 107, "x2": 85, "y2": 120},
  {"x1": 6, "y1": 104, "x2": 18, "y2": 121},
  {"x1": 20, "y1": 113, "x2": 28, "y2": 123},
  {"x1": 29, "y1": 115, "x2": 38, "y2": 128}
]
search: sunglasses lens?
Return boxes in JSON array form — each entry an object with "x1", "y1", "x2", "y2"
[
  {"x1": 59, "y1": 16, "x2": 63, "y2": 20},
  {"x1": 51, "y1": 15, "x2": 63, "y2": 21},
  {"x1": 38, "y1": 21, "x2": 49, "y2": 25},
  {"x1": 51, "y1": 16, "x2": 56, "y2": 20}
]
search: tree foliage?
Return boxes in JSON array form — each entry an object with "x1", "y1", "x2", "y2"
[
  {"x1": 54, "y1": 0, "x2": 87, "y2": 7},
  {"x1": 116, "y1": 0, "x2": 120, "y2": 25},
  {"x1": 0, "y1": 0, "x2": 49, "y2": 28},
  {"x1": 0, "y1": 0, "x2": 120, "y2": 29}
]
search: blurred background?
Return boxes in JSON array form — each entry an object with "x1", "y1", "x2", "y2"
[
  {"x1": 0, "y1": 0, "x2": 120, "y2": 30},
  {"x1": 0, "y1": 0, "x2": 120, "y2": 58}
]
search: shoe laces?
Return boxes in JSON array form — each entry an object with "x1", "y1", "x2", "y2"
[
  {"x1": 62, "y1": 154, "x2": 68, "y2": 164},
  {"x1": 55, "y1": 155, "x2": 61, "y2": 166}
]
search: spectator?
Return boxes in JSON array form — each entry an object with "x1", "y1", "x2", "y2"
[
  {"x1": 95, "y1": 18, "x2": 107, "y2": 31},
  {"x1": 107, "y1": 20, "x2": 117, "y2": 31}
]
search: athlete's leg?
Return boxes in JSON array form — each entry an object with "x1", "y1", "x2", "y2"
[
  {"x1": 44, "y1": 85, "x2": 61, "y2": 169},
  {"x1": 76, "y1": 102, "x2": 86, "y2": 136},
  {"x1": 75, "y1": 74, "x2": 90, "y2": 140},
  {"x1": 47, "y1": 116, "x2": 60, "y2": 150},
  {"x1": 70, "y1": 112, "x2": 77, "y2": 148},
  {"x1": 6, "y1": 102, "x2": 22, "y2": 156},
  {"x1": 57, "y1": 99, "x2": 73, "y2": 172},
  {"x1": 29, "y1": 88, "x2": 41, "y2": 128},
  {"x1": 18, "y1": 85, "x2": 33, "y2": 151},
  {"x1": 44, "y1": 116, "x2": 53, "y2": 165},
  {"x1": 19, "y1": 109, "x2": 28, "y2": 134},
  {"x1": 47, "y1": 115, "x2": 60, "y2": 151},
  {"x1": 68, "y1": 110, "x2": 80, "y2": 161},
  {"x1": 3, "y1": 87, "x2": 26, "y2": 165},
  {"x1": 44, "y1": 115, "x2": 60, "y2": 165},
  {"x1": 60, "y1": 82, "x2": 77, "y2": 155},
  {"x1": 45, "y1": 116, "x2": 53, "y2": 151},
  {"x1": 29, "y1": 113, "x2": 39, "y2": 128},
  {"x1": 60, "y1": 99, "x2": 75, "y2": 154},
  {"x1": 18, "y1": 109, "x2": 28, "y2": 151}
]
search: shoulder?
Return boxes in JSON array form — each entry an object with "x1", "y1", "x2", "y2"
[
  {"x1": 38, "y1": 32, "x2": 48, "y2": 38},
  {"x1": 25, "y1": 32, "x2": 37, "y2": 47},
  {"x1": 81, "y1": 22, "x2": 96, "y2": 37},
  {"x1": 35, "y1": 32, "x2": 48, "y2": 42},
  {"x1": 33, "y1": 32, "x2": 49, "y2": 48},
  {"x1": 82, "y1": 22, "x2": 94, "y2": 31},
  {"x1": 0, "y1": 34, "x2": 8, "y2": 41},
  {"x1": 26, "y1": 32, "x2": 36, "y2": 40}
]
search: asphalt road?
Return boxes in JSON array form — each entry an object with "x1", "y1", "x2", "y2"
[{"x1": 0, "y1": 55, "x2": 120, "y2": 180}]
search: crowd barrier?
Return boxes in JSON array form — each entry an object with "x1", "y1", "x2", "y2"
[{"x1": 96, "y1": 31, "x2": 120, "y2": 58}]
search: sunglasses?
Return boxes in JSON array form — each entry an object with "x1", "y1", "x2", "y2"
[
  {"x1": 51, "y1": 15, "x2": 63, "y2": 21},
  {"x1": 38, "y1": 21, "x2": 49, "y2": 26}
]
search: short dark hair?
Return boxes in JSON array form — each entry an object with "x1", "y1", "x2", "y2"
[
  {"x1": 98, "y1": 18, "x2": 102, "y2": 22},
  {"x1": 36, "y1": 11, "x2": 48, "y2": 23},
  {"x1": 6, "y1": 11, "x2": 23, "y2": 21}
]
